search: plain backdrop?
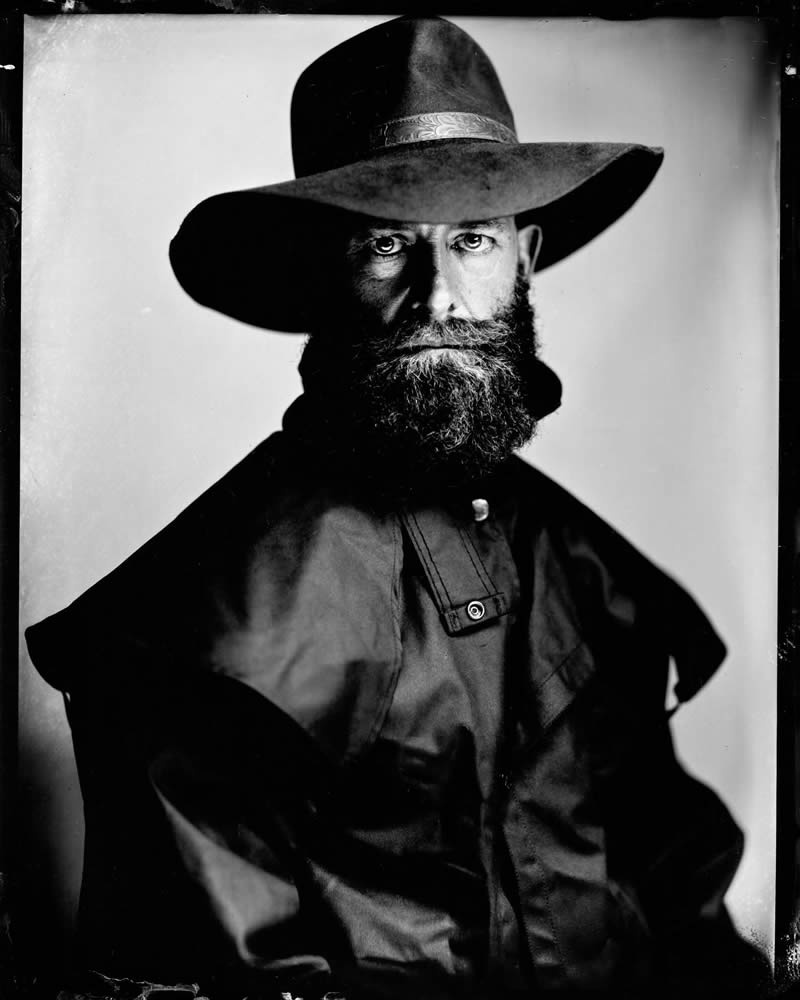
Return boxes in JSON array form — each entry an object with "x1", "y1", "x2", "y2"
[{"x1": 20, "y1": 13, "x2": 779, "y2": 971}]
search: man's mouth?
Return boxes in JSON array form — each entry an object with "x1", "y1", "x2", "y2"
[{"x1": 396, "y1": 343, "x2": 485, "y2": 354}]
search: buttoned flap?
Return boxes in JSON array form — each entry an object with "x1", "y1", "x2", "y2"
[
  {"x1": 441, "y1": 591, "x2": 510, "y2": 634},
  {"x1": 400, "y1": 505, "x2": 519, "y2": 636}
]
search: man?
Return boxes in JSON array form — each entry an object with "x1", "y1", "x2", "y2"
[{"x1": 26, "y1": 15, "x2": 769, "y2": 1000}]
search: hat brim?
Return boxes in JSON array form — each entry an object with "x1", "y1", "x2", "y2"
[{"x1": 169, "y1": 141, "x2": 663, "y2": 333}]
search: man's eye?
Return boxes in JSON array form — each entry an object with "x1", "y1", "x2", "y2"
[
  {"x1": 371, "y1": 236, "x2": 403, "y2": 256},
  {"x1": 457, "y1": 233, "x2": 491, "y2": 252}
]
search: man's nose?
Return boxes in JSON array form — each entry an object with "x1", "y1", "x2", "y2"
[{"x1": 410, "y1": 248, "x2": 455, "y2": 321}]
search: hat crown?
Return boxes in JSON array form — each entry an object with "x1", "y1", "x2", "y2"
[{"x1": 291, "y1": 17, "x2": 517, "y2": 177}]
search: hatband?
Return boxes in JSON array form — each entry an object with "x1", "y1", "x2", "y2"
[{"x1": 368, "y1": 111, "x2": 518, "y2": 152}]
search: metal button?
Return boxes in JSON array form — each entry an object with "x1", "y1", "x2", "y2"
[
  {"x1": 466, "y1": 600, "x2": 486, "y2": 621},
  {"x1": 471, "y1": 498, "x2": 490, "y2": 522}
]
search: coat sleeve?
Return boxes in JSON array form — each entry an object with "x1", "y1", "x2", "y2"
[
  {"x1": 545, "y1": 487, "x2": 772, "y2": 994},
  {"x1": 64, "y1": 663, "x2": 340, "y2": 999},
  {"x1": 599, "y1": 706, "x2": 770, "y2": 997}
]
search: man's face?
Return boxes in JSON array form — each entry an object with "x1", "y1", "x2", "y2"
[
  {"x1": 341, "y1": 217, "x2": 524, "y2": 335},
  {"x1": 298, "y1": 215, "x2": 544, "y2": 495}
]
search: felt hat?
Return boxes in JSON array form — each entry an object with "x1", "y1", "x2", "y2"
[{"x1": 169, "y1": 16, "x2": 663, "y2": 332}]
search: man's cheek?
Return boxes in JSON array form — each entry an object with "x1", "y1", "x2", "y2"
[{"x1": 344, "y1": 269, "x2": 407, "y2": 323}]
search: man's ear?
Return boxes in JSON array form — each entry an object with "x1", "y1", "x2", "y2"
[{"x1": 517, "y1": 223, "x2": 544, "y2": 278}]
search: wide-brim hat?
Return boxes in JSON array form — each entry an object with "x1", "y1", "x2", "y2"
[{"x1": 169, "y1": 16, "x2": 664, "y2": 333}]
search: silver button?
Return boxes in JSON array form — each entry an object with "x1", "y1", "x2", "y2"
[
  {"x1": 466, "y1": 600, "x2": 486, "y2": 621},
  {"x1": 471, "y1": 498, "x2": 490, "y2": 522}
]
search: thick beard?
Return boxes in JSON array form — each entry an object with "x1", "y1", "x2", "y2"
[{"x1": 297, "y1": 275, "x2": 541, "y2": 498}]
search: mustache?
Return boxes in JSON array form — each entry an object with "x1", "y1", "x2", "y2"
[
  {"x1": 356, "y1": 314, "x2": 515, "y2": 359},
  {"x1": 299, "y1": 273, "x2": 539, "y2": 387}
]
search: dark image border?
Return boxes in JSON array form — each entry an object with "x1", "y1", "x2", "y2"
[{"x1": 1, "y1": 3, "x2": 796, "y2": 995}]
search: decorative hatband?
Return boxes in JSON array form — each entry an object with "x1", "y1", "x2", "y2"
[{"x1": 368, "y1": 111, "x2": 518, "y2": 150}]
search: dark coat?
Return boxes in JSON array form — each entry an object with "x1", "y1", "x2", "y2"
[{"x1": 25, "y1": 428, "x2": 767, "y2": 1000}]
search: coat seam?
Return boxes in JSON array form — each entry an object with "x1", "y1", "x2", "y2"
[
  {"x1": 409, "y1": 510, "x2": 454, "y2": 609},
  {"x1": 356, "y1": 513, "x2": 405, "y2": 757},
  {"x1": 456, "y1": 524, "x2": 497, "y2": 594},
  {"x1": 532, "y1": 639, "x2": 588, "y2": 695},
  {"x1": 532, "y1": 855, "x2": 568, "y2": 978}
]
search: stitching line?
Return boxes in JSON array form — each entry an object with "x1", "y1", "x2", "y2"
[
  {"x1": 410, "y1": 510, "x2": 454, "y2": 609},
  {"x1": 531, "y1": 640, "x2": 587, "y2": 695},
  {"x1": 346, "y1": 514, "x2": 404, "y2": 762},
  {"x1": 400, "y1": 510, "x2": 446, "y2": 608},
  {"x1": 459, "y1": 524, "x2": 494, "y2": 591},
  {"x1": 456, "y1": 524, "x2": 496, "y2": 594}
]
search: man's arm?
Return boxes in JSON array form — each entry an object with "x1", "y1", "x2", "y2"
[{"x1": 66, "y1": 665, "x2": 339, "y2": 1000}]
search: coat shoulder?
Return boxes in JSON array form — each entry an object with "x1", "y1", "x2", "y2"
[
  {"x1": 509, "y1": 456, "x2": 650, "y2": 555},
  {"x1": 24, "y1": 432, "x2": 399, "y2": 699},
  {"x1": 508, "y1": 457, "x2": 727, "y2": 704}
]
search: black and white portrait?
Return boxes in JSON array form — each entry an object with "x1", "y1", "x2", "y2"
[{"x1": 18, "y1": 13, "x2": 779, "y2": 999}]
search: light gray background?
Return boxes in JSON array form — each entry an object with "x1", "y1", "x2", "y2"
[{"x1": 20, "y1": 13, "x2": 778, "y2": 965}]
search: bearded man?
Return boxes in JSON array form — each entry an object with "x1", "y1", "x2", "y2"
[{"x1": 25, "y1": 15, "x2": 770, "y2": 1000}]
